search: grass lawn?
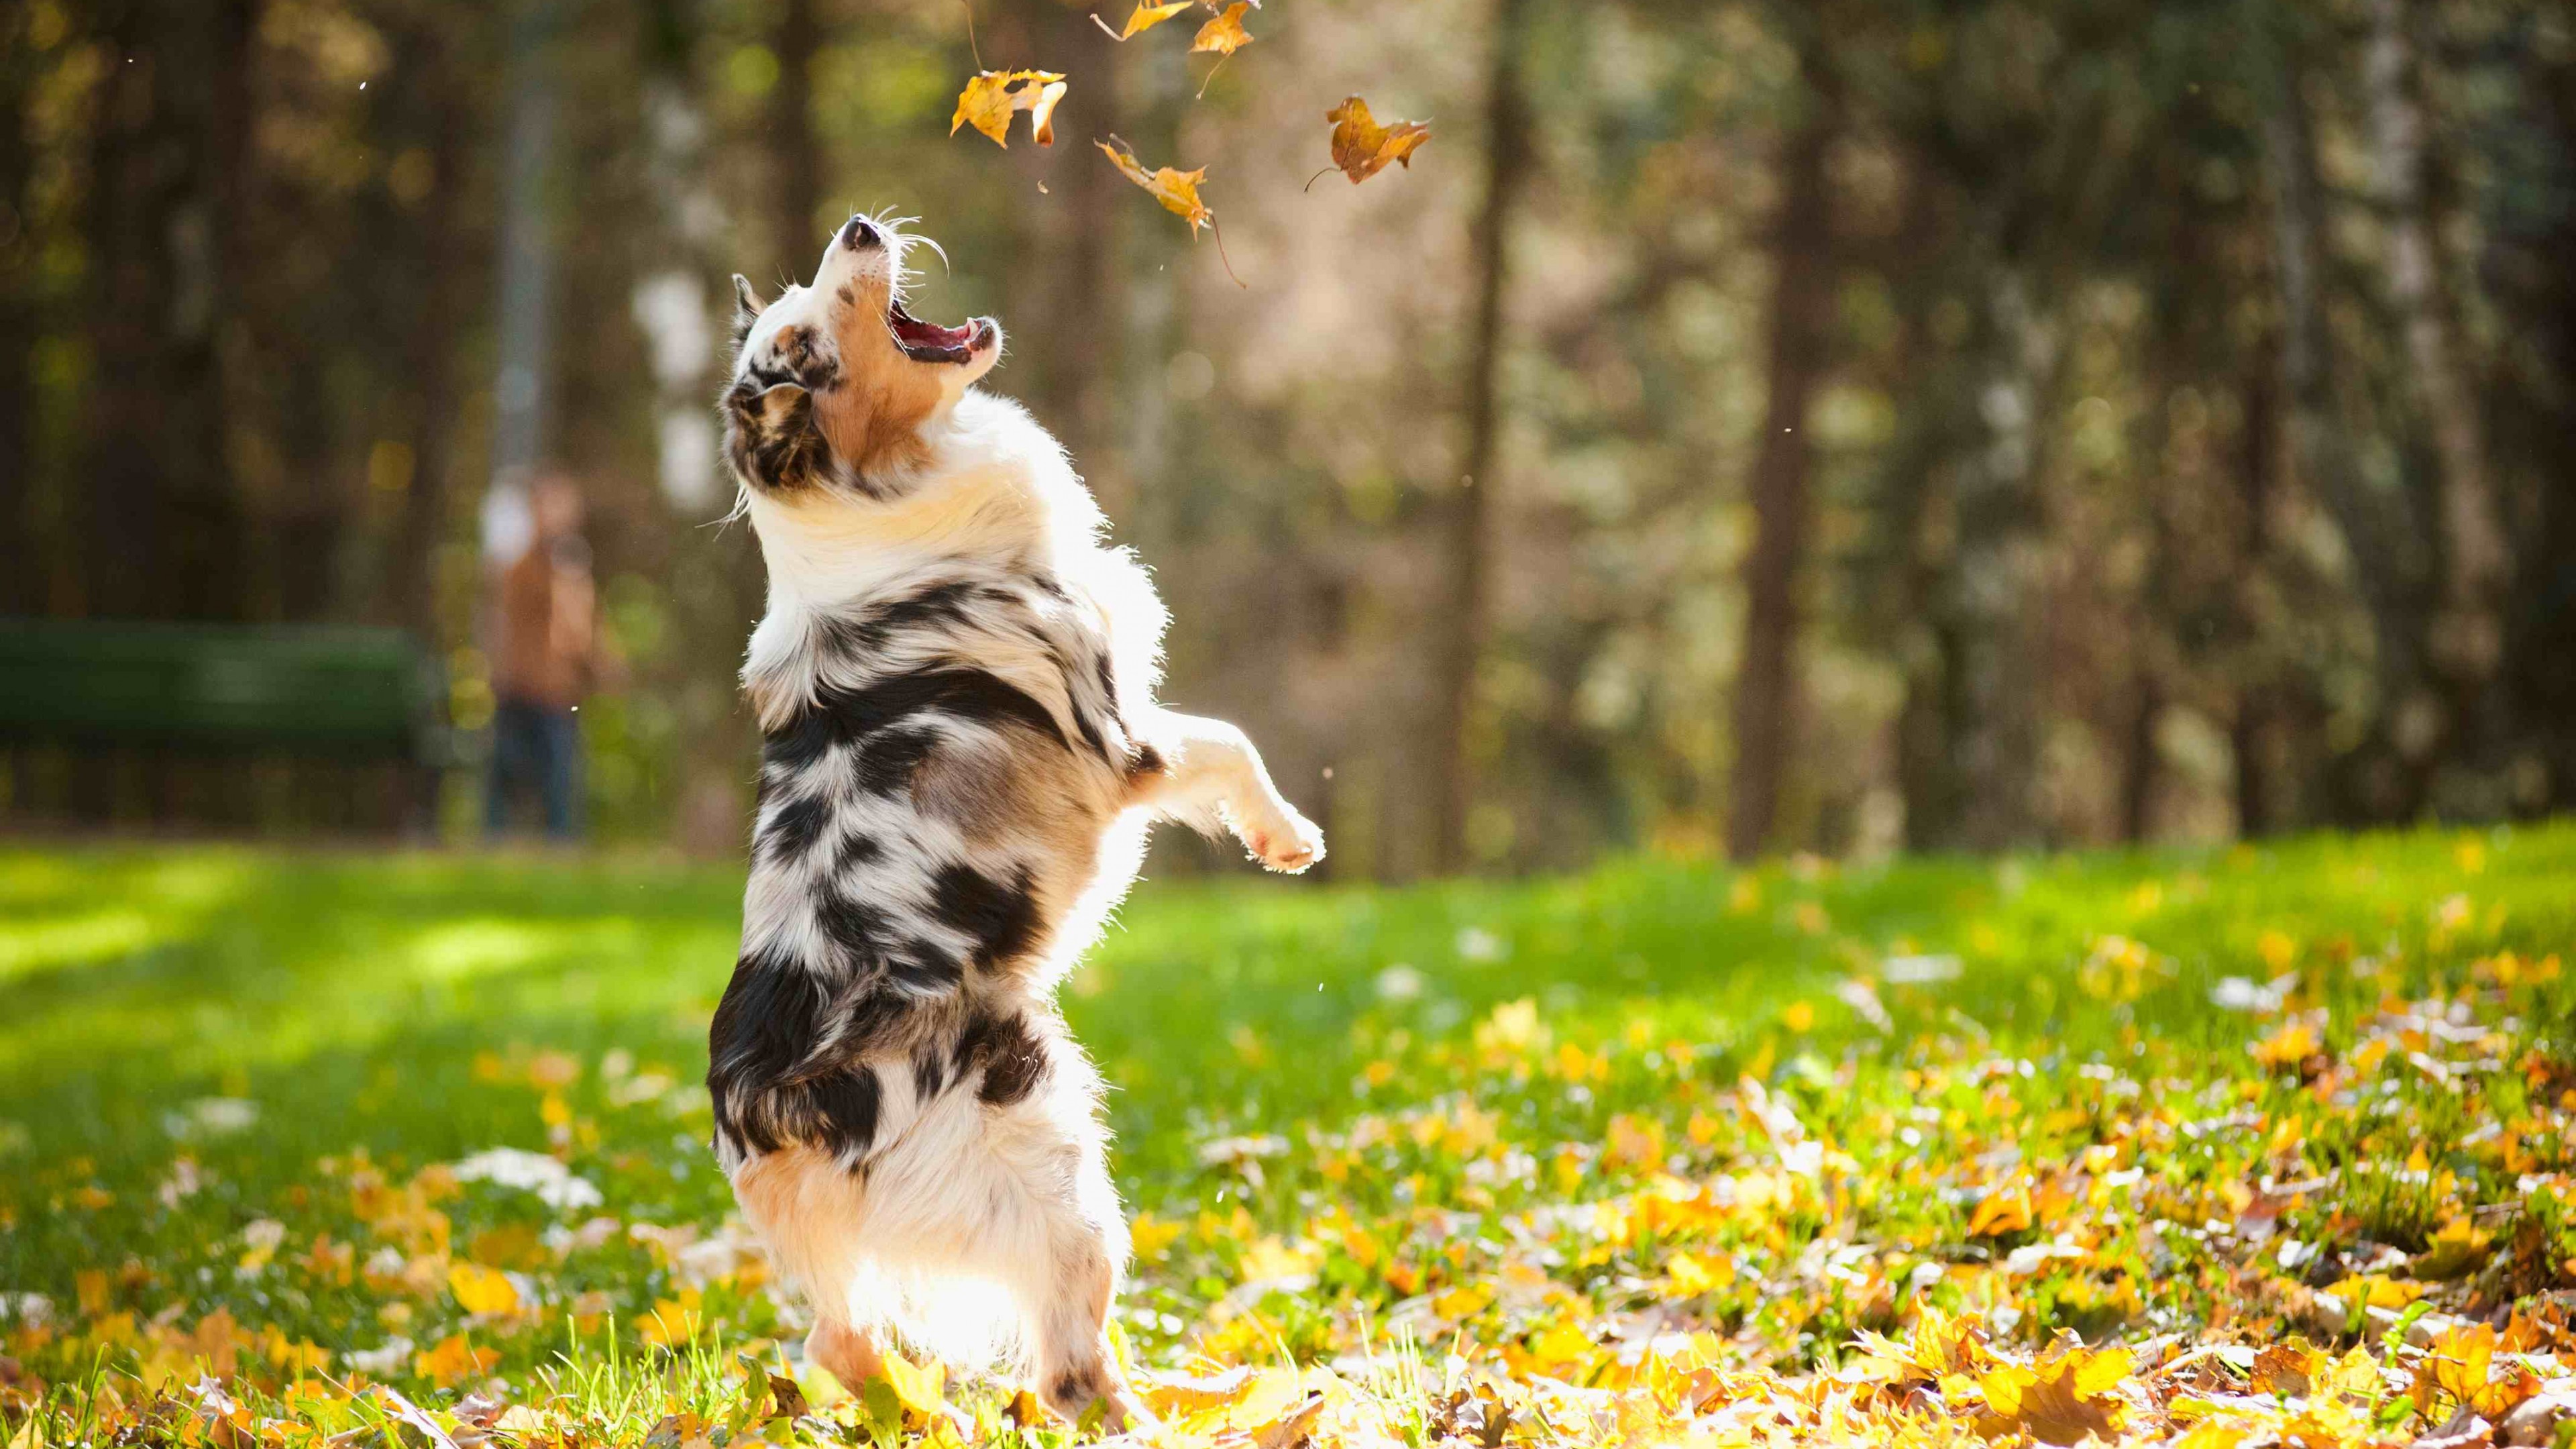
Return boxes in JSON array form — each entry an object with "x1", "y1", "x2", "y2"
[{"x1": 3, "y1": 823, "x2": 2574, "y2": 1446}]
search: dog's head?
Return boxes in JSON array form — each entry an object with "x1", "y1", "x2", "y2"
[{"x1": 722, "y1": 214, "x2": 1002, "y2": 498}]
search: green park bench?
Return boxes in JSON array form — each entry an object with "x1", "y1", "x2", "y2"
[{"x1": 0, "y1": 619, "x2": 449, "y2": 828}]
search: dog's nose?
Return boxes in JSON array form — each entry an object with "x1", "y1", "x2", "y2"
[{"x1": 839, "y1": 215, "x2": 881, "y2": 250}]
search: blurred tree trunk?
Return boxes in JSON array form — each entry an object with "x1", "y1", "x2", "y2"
[
  {"x1": 2232, "y1": 355, "x2": 2284, "y2": 836},
  {"x1": 1941, "y1": 271, "x2": 2053, "y2": 851},
  {"x1": 1433, "y1": 0, "x2": 1532, "y2": 873},
  {"x1": 2364, "y1": 0, "x2": 2508, "y2": 704},
  {"x1": 80, "y1": 0, "x2": 256, "y2": 623},
  {"x1": 769, "y1": 0, "x2": 822, "y2": 270},
  {"x1": 0, "y1": 7, "x2": 36, "y2": 616},
  {"x1": 388, "y1": 24, "x2": 474, "y2": 639},
  {"x1": 2265, "y1": 64, "x2": 2433, "y2": 820},
  {"x1": 1725, "y1": 52, "x2": 1838, "y2": 862}
]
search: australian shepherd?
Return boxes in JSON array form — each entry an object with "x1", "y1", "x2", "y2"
[{"x1": 710, "y1": 212, "x2": 1322, "y2": 1430}]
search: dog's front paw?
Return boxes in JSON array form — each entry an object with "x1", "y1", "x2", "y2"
[{"x1": 1238, "y1": 804, "x2": 1325, "y2": 874}]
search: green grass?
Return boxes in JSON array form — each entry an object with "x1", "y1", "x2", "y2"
[{"x1": 2, "y1": 822, "x2": 2572, "y2": 1444}]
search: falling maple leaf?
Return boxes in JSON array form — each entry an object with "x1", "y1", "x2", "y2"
[
  {"x1": 950, "y1": 70, "x2": 1070, "y2": 149},
  {"x1": 1320, "y1": 95, "x2": 1432, "y2": 187},
  {"x1": 1093, "y1": 1, "x2": 1193, "y2": 40},
  {"x1": 1097, "y1": 138, "x2": 1213, "y2": 235},
  {"x1": 1191, "y1": 1, "x2": 1254, "y2": 54}
]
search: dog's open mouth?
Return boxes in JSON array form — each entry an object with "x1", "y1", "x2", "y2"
[{"x1": 888, "y1": 300, "x2": 979, "y2": 365}]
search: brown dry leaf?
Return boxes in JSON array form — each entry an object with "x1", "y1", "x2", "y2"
[
  {"x1": 1191, "y1": 1, "x2": 1254, "y2": 55},
  {"x1": 1978, "y1": 1343, "x2": 2130, "y2": 1446},
  {"x1": 1097, "y1": 138, "x2": 1213, "y2": 235},
  {"x1": 1324, "y1": 95, "x2": 1431, "y2": 185},
  {"x1": 2247, "y1": 1342, "x2": 2318, "y2": 1398},
  {"x1": 949, "y1": 70, "x2": 1070, "y2": 149},
  {"x1": 1094, "y1": 1, "x2": 1193, "y2": 40},
  {"x1": 763, "y1": 1372, "x2": 809, "y2": 1423}
]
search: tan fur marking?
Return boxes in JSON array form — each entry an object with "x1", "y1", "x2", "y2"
[{"x1": 818, "y1": 276, "x2": 944, "y2": 480}]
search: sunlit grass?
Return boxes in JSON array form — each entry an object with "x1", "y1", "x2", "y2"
[{"x1": 2, "y1": 822, "x2": 2572, "y2": 1444}]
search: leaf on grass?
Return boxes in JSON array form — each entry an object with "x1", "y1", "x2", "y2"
[
  {"x1": 1246, "y1": 1390, "x2": 1330, "y2": 1449},
  {"x1": 1324, "y1": 95, "x2": 1431, "y2": 185},
  {"x1": 873, "y1": 1350, "x2": 949, "y2": 1421},
  {"x1": 1095, "y1": 1, "x2": 1193, "y2": 40},
  {"x1": 950, "y1": 70, "x2": 1070, "y2": 148},
  {"x1": 1141, "y1": 1364, "x2": 1257, "y2": 1419},
  {"x1": 764, "y1": 1372, "x2": 810, "y2": 1423},
  {"x1": 413, "y1": 1334, "x2": 498, "y2": 1389},
  {"x1": 1097, "y1": 138, "x2": 1213, "y2": 234},
  {"x1": 1191, "y1": 1, "x2": 1255, "y2": 54},
  {"x1": 1979, "y1": 1344, "x2": 2130, "y2": 1446},
  {"x1": 446, "y1": 1262, "x2": 519, "y2": 1317},
  {"x1": 1967, "y1": 1182, "x2": 2033, "y2": 1238}
]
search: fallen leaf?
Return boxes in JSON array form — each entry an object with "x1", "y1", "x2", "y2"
[
  {"x1": 1191, "y1": 1, "x2": 1254, "y2": 54},
  {"x1": 764, "y1": 1372, "x2": 809, "y2": 1422},
  {"x1": 414, "y1": 1334, "x2": 498, "y2": 1389},
  {"x1": 873, "y1": 1349, "x2": 949, "y2": 1421},
  {"x1": 1980, "y1": 1343, "x2": 2129, "y2": 1445},
  {"x1": 950, "y1": 70, "x2": 1070, "y2": 149},
  {"x1": 1323, "y1": 95, "x2": 1431, "y2": 186},
  {"x1": 446, "y1": 1262, "x2": 519, "y2": 1317}
]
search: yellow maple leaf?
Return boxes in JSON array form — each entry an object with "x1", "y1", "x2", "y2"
[
  {"x1": 1128, "y1": 1212, "x2": 1184, "y2": 1260},
  {"x1": 415, "y1": 1333, "x2": 498, "y2": 1387},
  {"x1": 1980, "y1": 1343, "x2": 2130, "y2": 1445},
  {"x1": 1665, "y1": 1248, "x2": 1735, "y2": 1297},
  {"x1": 637, "y1": 1291, "x2": 702, "y2": 1348},
  {"x1": 949, "y1": 70, "x2": 1069, "y2": 149},
  {"x1": 447, "y1": 1260, "x2": 520, "y2": 1317},
  {"x1": 875, "y1": 1348, "x2": 951, "y2": 1419},
  {"x1": 1191, "y1": 1, "x2": 1254, "y2": 54},
  {"x1": 1095, "y1": 0, "x2": 1193, "y2": 39},
  {"x1": 2253, "y1": 1020, "x2": 2320, "y2": 1070},
  {"x1": 1967, "y1": 1183, "x2": 2033, "y2": 1238},
  {"x1": 1097, "y1": 138, "x2": 1212, "y2": 235},
  {"x1": 1322, "y1": 96, "x2": 1433, "y2": 186}
]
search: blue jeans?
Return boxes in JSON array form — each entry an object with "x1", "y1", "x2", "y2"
[{"x1": 485, "y1": 698, "x2": 584, "y2": 839}]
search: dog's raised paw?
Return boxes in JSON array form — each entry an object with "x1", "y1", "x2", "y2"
[{"x1": 1242, "y1": 810, "x2": 1325, "y2": 874}]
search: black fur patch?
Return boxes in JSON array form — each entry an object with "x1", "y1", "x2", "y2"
[
  {"x1": 813, "y1": 888, "x2": 886, "y2": 971},
  {"x1": 707, "y1": 946, "x2": 827, "y2": 1153},
  {"x1": 761, "y1": 668, "x2": 1073, "y2": 777},
  {"x1": 883, "y1": 941, "x2": 964, "y2": 995},
  {"x1": 911, "y1": 1046, "x2": 947, "y2": 1100},
  {"x1": 851, "y1": 726, "x2": 941, "y2": 797},
  {"x1": 725, "y1": 380, "x2": 826, "y2": 492},
  {"x1": 833, "y1": 832, "x2": 883, "y2": 873},
  {"x1": 757, "y1": 790, "x2": 833, "y2": 866},
  {"x1": 1051, "y1": 1370, "x2": 1095, "y2": 1409},
  {"x1": 930, "y1": 863, "x2": 1042, "y2": 971},
  {"x1": 955, "y1": 1010, "x2": 1049, "y2": 1106},
  {"x1": 804, "y1": 1066, "x2": 881, "y2": 1160}
]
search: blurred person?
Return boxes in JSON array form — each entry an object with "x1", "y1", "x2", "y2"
[{"x1": 484, "y1": 474, "x2": 616, "y2": 840}]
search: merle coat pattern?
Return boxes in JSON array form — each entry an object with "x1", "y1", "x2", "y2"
[{"x1": 709, "y1": 214, "x2": 1322, "y2": 1432}]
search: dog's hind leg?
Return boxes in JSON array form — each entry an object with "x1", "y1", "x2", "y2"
[
  {"x1": 731, "y1": 1145, "x2": 885, "y2": 1395},
  {"x1": 967, "y1": 1085, "x2": 1155, "y2": 1430}
]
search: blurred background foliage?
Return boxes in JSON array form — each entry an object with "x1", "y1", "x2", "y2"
[{"x1": 0, "y1": 0, "x2": 2570, "y2": 876}]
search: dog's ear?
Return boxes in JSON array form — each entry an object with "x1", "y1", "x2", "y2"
[
  {"x1": 730, "y1": 274, "x2": 765, "y2": 351},
  {"x1": 724, "y1": 380, "x2": 828, "y2": 491}
]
